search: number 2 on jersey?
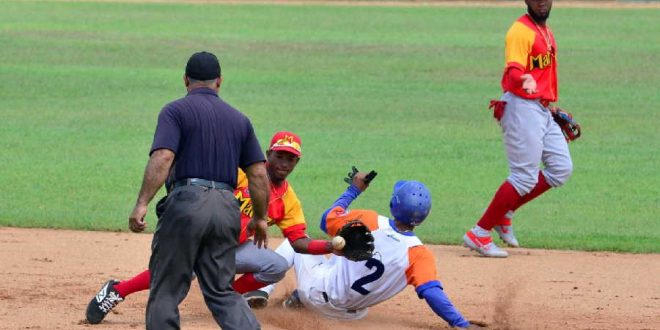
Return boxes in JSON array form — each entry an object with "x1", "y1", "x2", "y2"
[{"x1": 350, "y1": 258, "x2": 385, "y2": 295}]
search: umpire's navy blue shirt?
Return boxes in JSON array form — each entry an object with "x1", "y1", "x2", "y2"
[{"x1": 150, "y1": 87, "x2": 265, "y2": 188}]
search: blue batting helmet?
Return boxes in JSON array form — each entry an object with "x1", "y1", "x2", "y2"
[{"x1": 389, "y1": 180, "x2": 432, "y2": 226}]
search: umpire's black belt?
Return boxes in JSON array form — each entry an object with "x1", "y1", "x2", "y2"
[{"x1": 173, "y1": 178, "x2": 232, "y2": 191}]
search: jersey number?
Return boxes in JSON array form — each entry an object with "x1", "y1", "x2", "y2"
[{"x1": 350, "y1": 258, "x2": 385, "y2": 295}]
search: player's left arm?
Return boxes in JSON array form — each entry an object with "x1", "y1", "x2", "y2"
[
  {"x1": 319, "y1": 184, "x2": 361, "y2": 234},
  {"x1": 320, "y1": 169, "x2": 378, "y2": 235},
  {"x1": 407, "y1": 246, "x2": 471, "y2": 328}
]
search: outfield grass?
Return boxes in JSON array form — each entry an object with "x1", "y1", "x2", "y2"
[{"x1": 1, "y1": 1, "x2": 658, "y2": 252}]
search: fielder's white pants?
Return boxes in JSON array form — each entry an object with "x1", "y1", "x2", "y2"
[{"x1": 500, "y1": 92, "x2": 573, "y2": 195}]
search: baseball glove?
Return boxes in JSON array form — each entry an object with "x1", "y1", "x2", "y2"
[
  {"x1": 336, "y1": 220, "x2": 374, "y2": 261},
  {"x1": 551, "y1": 107, "x2": 582, "y2": 142}
]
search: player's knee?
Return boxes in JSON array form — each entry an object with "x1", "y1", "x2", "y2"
[
  {"x1": 546, "y1": 161, "x2": 573, "y2": 187},
  {"x1": 270, "y1": 256, "x2": 288, "y2": 282},
  {"x1": 510, "y1": 175, "x2": 537, "y2": 195},
  {"x1": 256, "y1": 255, "x2": 288, "y2": 284}
]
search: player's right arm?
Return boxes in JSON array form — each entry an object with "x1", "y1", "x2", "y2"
[
  {"x1": 407, "y1": 246, "x2": 471, "y2": 328},
  {"x1": 502, "y1": 19, "x2": 538, "y2": 95}
]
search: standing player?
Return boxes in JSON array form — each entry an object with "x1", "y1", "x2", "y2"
[
  {"x1": 462, "y1": 0, "x2": 573, "y2": 257},
  {"x1": 86, "y1": 131, "x2": 341, "y2": 324},
  {"x1": 254, "y1": 171, "x2": 477, "y2": 329}
]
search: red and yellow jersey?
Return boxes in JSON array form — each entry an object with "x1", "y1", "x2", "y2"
[
  {"x1": 501, "y1": 14, "x2": 558, "y2": 102},
  {"x1": 322, "y1": 206, "x2": 438, "y2": 309},
  {"x1": 235, "y1": 169, "x2": 307, "y2": 244}
]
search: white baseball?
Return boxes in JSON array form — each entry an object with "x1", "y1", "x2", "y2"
[{"x1": 332, "y1": 236, "x2": 346, "y2": 250}]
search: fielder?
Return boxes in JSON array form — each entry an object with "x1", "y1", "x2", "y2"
[
  {"x1": 463, "y1": 0, "x2": 577, "y2": 257},
  {"x1": 253, "y1": 170, "x2": 477, "y2": 329},
  {"x1": 86, "y1": 131, "x2": 342, "y2": 324}
]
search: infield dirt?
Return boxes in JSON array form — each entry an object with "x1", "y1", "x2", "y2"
[{"x1": 0, "y1": 227, "x2": 658, "y2": 329}]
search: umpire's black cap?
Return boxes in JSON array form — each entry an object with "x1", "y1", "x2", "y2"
[{"x1": 185, "y1": 51, "x2": 221, "y2": 80}]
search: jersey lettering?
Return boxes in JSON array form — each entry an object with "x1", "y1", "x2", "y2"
[
  {"x1": 350, "y1": 258, "x2": 385, "y2": 295},
  {"x1": 235, "y1": 190, "x2": 253, "y2": 218},
  {"x1": 529, "y1": 52, "x2": 552, "y2": 70}
]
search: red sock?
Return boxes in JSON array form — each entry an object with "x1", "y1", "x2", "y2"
[
  {"x1": 477, "y1": 181, "x2": 522, "y2": 231},
  {"x1": 114, "y1": 269, "x2": 151, "y2": 298},
  {"x1": 513, "y1": 172, "x2": 552, "y2": 211},
  {"x1": 232, "y1": 273, "x2": 267, "y2": 294}
]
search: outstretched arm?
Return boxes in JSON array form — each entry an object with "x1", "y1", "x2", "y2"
[
  {"x1": 409, "y1": 247, "x2": 474, "y2": 329},
  {"x1": 330, "y1": 184, "x2": 363, "y2": 212},
  {"x1": 320, "y1": 170, "x2": 375, "y2": 233},
  {"x1": 416, "y1": 281, "x2": 471, "y2": 328},
  {"x1": 320, "y1": 184, "x2": 361, "y2": 234},
  {"x1": 290, "y1": 237, "x2": 334, "y2": 255}
]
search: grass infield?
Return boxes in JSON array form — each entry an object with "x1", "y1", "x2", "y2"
[{"x1": 1, "y1": 1, "x2": 658, "y2": 252}]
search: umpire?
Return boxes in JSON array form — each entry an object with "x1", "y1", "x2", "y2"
[{"x1": 128, "y1": 51, "x2": 269, "y2": 330}]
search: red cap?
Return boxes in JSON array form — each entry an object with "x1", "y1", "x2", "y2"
[{"x1": 269, "y1": 131, "x2": 302, "y2": 157}]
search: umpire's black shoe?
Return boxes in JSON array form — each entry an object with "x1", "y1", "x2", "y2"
[
  {"x1": 243, "y1": 290, "x2": 269, "y2": 309},
  {"x1": 86, "y1": 280, "x2": 124, "y2": 324}
]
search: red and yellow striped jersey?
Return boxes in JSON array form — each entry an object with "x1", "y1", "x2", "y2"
[
  {"x1": 235, "y1": 169, "x2": 307, "y2": 244},
  {"x1": 501, "y1": 14, "x2": 558, "y2": 102}
]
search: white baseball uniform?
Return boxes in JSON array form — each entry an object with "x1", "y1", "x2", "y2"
[{"x1": 261, "y1": 184, "x2": 469, "y2": 330}]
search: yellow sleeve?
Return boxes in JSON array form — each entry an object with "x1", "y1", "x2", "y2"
[
  {"x1": 275, "y1": 185, "x2": 306, "y2": 231},
  {"x1": 504, "y1": 21, "x2": 536, "y2": 69},
  {"x1": 236, "y1": 168, "x2": 248, "y2": 189}
]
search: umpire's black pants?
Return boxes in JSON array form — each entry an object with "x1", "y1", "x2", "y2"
[{"x1": 146, "y1": 185, "x2": 260, "y2": 330}]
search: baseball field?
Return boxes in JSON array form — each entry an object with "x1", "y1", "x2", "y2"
[{"x1": 1, "y1": 0, "x2": 659, "y2": 329}]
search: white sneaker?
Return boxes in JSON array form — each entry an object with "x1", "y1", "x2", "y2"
[
  {"x1": 463, "y1": 230, "x2": 508, "y2": 258},
  {"x1": 493, "y1": 212, "x2": 519, "y2": 247}
]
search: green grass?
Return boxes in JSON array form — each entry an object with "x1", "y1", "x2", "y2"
[{"x1": 1, "y1": 1, "x2": 658, "y2": 253}]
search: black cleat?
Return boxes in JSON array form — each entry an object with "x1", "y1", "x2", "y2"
[{"x1": 85, "y1": 280, "x2": 124, "y2": 324}]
